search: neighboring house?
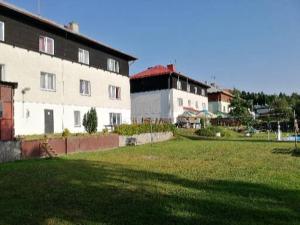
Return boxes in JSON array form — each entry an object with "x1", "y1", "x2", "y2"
[
  {"x1": 0, "y1": 2, "x2": 136, "y2": 135},
  {"x1": 130, "y1": 64, "x2": 209, "y2": 123},
  {"x1": 208, "y1": 84, "x2": 233, "y2": 115}
]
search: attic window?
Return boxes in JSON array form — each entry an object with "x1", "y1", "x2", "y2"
[
  {"x1": 39, "y1": 36, "x2": 54, "y2": 55},
  {"x1": 177, "y1": 80, "x2": 182, "y2": 90},
  {"x1": 0, "y1": 21, "x2": 4, "y2": 42}
]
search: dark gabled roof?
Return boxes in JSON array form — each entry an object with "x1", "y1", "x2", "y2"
[
  {"x1": 0, "y1": 2, "x2": 137, "y2": 61},
  {"x1": 131, "y1": 65, "x2": 210, "y2": 88}
]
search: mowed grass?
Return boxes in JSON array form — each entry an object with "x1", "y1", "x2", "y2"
[{"x1": 0, "y1": 135, "x2": 300, "y2": 225}]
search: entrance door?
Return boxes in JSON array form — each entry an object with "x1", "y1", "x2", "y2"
[{"x1": 44, "y1": 109, "x2": 54, "y2": 134}]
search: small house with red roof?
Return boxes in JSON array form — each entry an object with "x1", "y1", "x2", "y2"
[{"x1": 130, "y1": 64, "x2": 210, "y2": 123}]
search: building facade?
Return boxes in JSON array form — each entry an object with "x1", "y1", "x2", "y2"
[
  {"x1": 130, "y1": 65, "x2": 209, "y2": 123},
  {"x1": 208, "y1": 85, "x2": 233, "y2": 115},
  {"x1": 0, "y1": 2, "x2": 136, "y2": 135}
]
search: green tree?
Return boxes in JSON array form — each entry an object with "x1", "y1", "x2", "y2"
[
  {"x1": 83, "y1": 108, "x2": 98, "y2": 134},
  {"x1": 271, "y1": 97, "x2": 292, "y2": 122},
  {"x1": 229, "y1": 89, "x2": 254, "y2": 127}
]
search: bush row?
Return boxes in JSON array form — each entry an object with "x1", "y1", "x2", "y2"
[
  {"x1": 114, "y1": 124, "x2": 175, "y2": 136},
  {"x1": 195, "y1": 126, "x2": 238, "y2": 138}
]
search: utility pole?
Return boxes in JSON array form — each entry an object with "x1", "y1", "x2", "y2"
[{"x1": 294, "y1": 110, "x2": 298, "y2": 150}]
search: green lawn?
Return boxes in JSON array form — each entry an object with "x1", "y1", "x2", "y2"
[{"x1": 0, "y1": 135, "x2": 300, "y2": 225}]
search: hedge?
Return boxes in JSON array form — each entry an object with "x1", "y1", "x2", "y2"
[
  {"x1": 195, "y1": 126, "x2": 238, "y2": 138},
  {"x1": 114, "y1": 124, "x2": 175, "y2": 136}
]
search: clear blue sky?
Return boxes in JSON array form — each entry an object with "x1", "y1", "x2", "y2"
[{"x1": 7, "y1": 0, "x2": 300, "y2": 94}]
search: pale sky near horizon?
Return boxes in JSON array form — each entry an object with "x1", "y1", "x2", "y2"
[{"x1": 6, "y1": 0, "x2": 300, "y2": 94}]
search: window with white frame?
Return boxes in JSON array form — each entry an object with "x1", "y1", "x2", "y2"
[
  {"x1": 39, "y1": 36, "x2": 54, "y2": 55},
  {"x1": 0, "y1": 21, "x2": 4, "y2": 42},
  {"x1": 201, "y1": 89, "x2": 206, "y2": 96},
  {"x1": 194, "y1": 87, "x2": 197, "y2": 94},
  {"x1": 40, "y1": 72, "x2": 56, "y2": 91},
  {"x1": 195, "y1": 101, "x2": 199, "y2": 109},
  {"x1": 109, "y1": 113, "x2": 122, "y2": 126},
  {"x1": 80, "y1": 79, "x2": 91, "y2": 96},
  {"x1": 0, "y1": 65, "x2": 5, "y2": 81},
  {"x1": 74, "y1": 111, "x2": 81, "y2": 127},
  {"x1": 108, "y1": 85, "x2": 121, "y2": 99},
  {"x1": 177, "y1": 80, "x2": 182, "y2": 90},
  {"x1": 78, "y1": 48, "x2": 89, "y2": 65},
  {"x1": 187, "y1": 84, "x2": 190, "y2": 92},
  {"x1": 188, "y1": 100, "x2": 191, "y2": 107},
  {"x1": 178, "y1": 98, "x2": 183, "y2": 106},
  {"x1": 202, "y1": 103, "x2": 207, "y2": 110},
  {"x1": 107, "y1": 58, "x2": 120, "y2": 73}
]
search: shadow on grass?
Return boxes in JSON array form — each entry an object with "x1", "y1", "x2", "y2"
[
  {"x1": 0, "y1": 158, "x2": 299, "y2": 225},
  {"x1": 272, "y1": 148, "x2": 300, "y2": 157}
]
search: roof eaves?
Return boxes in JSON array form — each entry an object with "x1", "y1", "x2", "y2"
[{"x1": 0, "y1": 1, "x2": 137, "y2": 61}]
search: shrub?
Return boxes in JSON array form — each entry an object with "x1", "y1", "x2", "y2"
[
  {"x1": 114, "y1": 123, "x2": 175, "y2": 136},
  {"x1": 195, "y1": 126, "x2": 238, "y2": 138},
  {"x1": 62, "y1": 128, "x2": 71, "y2": 137},
  {"x1": 83, "y1": 108, "x2": 98, "y2": 134}
]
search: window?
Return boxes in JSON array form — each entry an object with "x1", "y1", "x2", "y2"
[
  {"x1": 201, "y1": 89, "x2": 206, "y2": 96},
  {"x1": 40, "y1": 72, "x2": 56, "y2": 91},
  {"x1": 223, "y1": 106, "x2": 226, "y2": 112},
  {"x1": 108, "y1": 85, "x2": 121, "y2": 99},
  {"x1": 187, "y1": 84, "x2": 190, "y2": 92},
  {"x1": 107, "y1": 58, "x2": 120, "y2": 73},
  {"x1": 74, "y1": 111, "x2": 81, "y2": 127},
  {"x1": 178, "y1": 98, "x2": 183, "y2": 106},
  {"x1": 0, "y1": 65, "x2": 4, "y2": 81},
  {"x1": 188, "y1": 100, "x2": 191, "y2": 107},
  {"x1": 78, "y1": 48, "x2": 89, "y2": 65},
  {"x1": 80, "y1": 80, "x2": 91, "y2": 96},
  {"x1": 0, "y1": 21, "x2": 4, "y2": 42},
  {"x1": 39, "y1": 36, "x2": 54, "y2": 55},
  {"x1": 195, "y1": 101, "x2": 199, "y2": 109},
  {"x1": 109, "y1": 113, "x2": 122, "y2": 126},
  {"x1": 202, "y1": 103, "x2": 207, "y2": 110},
  {"x1": 177, "y1": 80, "x2": 182, "y2": 90},
  {"x1": 194, "y1": 87, "x2": 198, "y2": 94}
]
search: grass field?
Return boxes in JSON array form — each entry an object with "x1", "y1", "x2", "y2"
[{"x1": 0, "y1": 134, "x2": 300, "y2": 225}]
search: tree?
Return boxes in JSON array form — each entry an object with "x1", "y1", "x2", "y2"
[
  {"x1": 271, "y1": 97, "x2": 292, "y2": 122},
  {"x1": 229, "y1": 89, "x2": 254, "y2": 127},
  {"x1": 295, "y1": 101, "x2": 300, "y2": 120},
  {"x1": 83, "y1": 108, "x2": 98, "y2": 134}
]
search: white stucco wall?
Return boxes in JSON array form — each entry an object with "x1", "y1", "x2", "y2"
[
  {"x1": 208, "y1": 101, "x2": 231, "y2": 114},
  {"x1": 131, "y1": 88, "x2": 208, "y2": 123},
  {"x1": 131, "y1": 89, "x2": 171, "y2": 122},
  {"x1": 0, "y1": 43, "x2": 131, "y2": 135},
  {"x1": 171, "y1": 89, "x2": 208, "y2": 123}
]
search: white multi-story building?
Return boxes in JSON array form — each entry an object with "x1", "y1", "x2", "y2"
[
  {"x1": 130, "y1": 64, "x2": 209, "y2": 123},
  {"x1": 0, "y1": 2, "x2": 136, "y2": 135}
]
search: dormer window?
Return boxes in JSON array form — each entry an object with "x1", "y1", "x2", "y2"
[
  {"x1": 0, "y1": 21, "x2": 4, "y2": 42},
  {"x1": 107, "y1": 58, "x2": 119, "y2": 73},
  {"x1": 78, "y1": 48, "x2": 89, "y2": 65},
  {"x1": 177, "y1": 80, "x2": 182, "y2": 90},
  {"x1": 39, "y1": 36, "x2": 54, "y2": 55}
]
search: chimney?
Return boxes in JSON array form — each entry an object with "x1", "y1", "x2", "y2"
[
  {"x1": 167, "y1": 64, "x2": 176, "y2": 72},
  {"x1": 67, "y1": 22, "x2": 80, "y2": 33}
]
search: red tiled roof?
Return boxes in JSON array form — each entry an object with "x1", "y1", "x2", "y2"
[{"x1": 130, "y1": 65, "x2": 172, "y2": 80}]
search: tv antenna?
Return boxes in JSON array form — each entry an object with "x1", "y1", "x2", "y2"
[{"x1": 37, "y1": 0, "x2": 41, "y2": 16}]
